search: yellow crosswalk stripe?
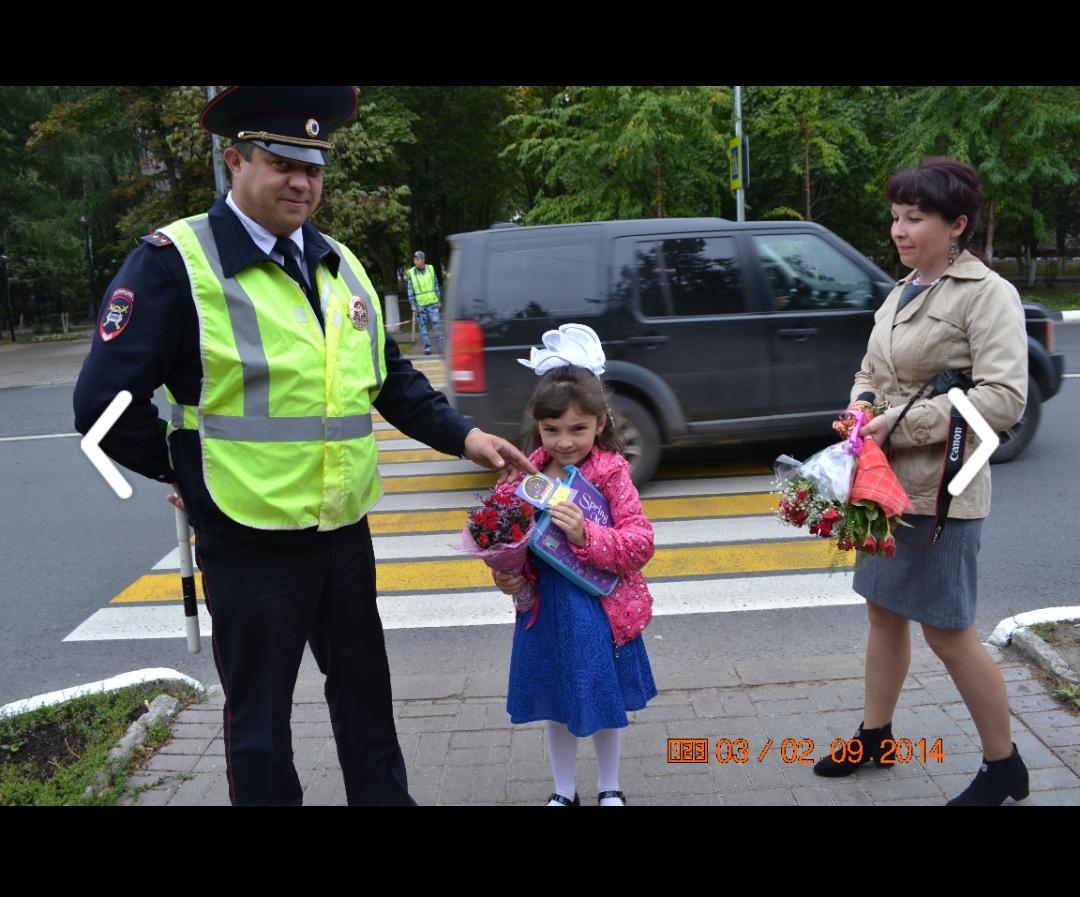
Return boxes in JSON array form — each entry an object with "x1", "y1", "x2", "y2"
[
  {"x1": 375, "y1": 429, "x2": 407, "y2": 442},
  {"x1": 378, "y1": 449, "x2": 458, "y2": 464},
  {"x1": 367, "y1": 493, "x2": 779, "y2": 535},
  {"x1": 112, "y1": 575, "x2": 205, "y2": 603},
  {"x1": 112, "y1": 539, "x2": 850, "y2": 602},
  {"x1": 383, "y1": 471, "x2": 496, "y2": 493},
  {"x1": 379, "y1": 459, "x2": 777, "y2": 495},
  {"x1": 654, "y1": 460, "x2": 771, "y2": 479}
]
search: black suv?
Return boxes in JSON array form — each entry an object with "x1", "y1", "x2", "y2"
[{"x1": 445, "y1": 217, "x2": 1064, "y2": 484}]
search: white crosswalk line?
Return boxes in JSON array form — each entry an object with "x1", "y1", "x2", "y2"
[
  {"x1": 152, "y1": 515, "x2": 801, "y2": 569},
  {"x1": 373, "y1": 474, "x2": 773, "y2": 512},
  {"x1": 379, "y1": 459, "x2": 479, "y2": 476},
  {"x1": 376, "y1": 438, "x2": 428, "y2": 452},
  {"x1": 64, "y1": 572, "x2": 860, "y2": 640}
]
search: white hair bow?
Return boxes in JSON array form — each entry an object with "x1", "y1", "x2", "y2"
[{"x1": 517, "y1": 323, "x2": 606, "y2": 376}]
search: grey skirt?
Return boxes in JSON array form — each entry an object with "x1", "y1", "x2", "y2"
[{"x1": 852, "y1": 514, "x2": 983, "y2": 631}]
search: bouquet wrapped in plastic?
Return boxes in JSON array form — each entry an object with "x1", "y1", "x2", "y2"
[
  {"x1": 775, "y1": 409, "x2": 912, "y2": 556},
  {"x1": 456, "y1": 489, "x2": 536, "y2": 612}
]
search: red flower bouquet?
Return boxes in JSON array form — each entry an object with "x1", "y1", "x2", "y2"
[
  {"x1": 457, "y1": 489, "x2": 536, "y2": 612},
  {"x1": 775, "y1": 410, "x2": 912, "y2": 557}
]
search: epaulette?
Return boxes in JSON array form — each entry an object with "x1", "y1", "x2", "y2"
[{"x1": 141, "y1": 231, "x2": 173, "y2": 248}]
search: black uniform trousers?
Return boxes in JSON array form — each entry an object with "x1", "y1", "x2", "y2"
[{"x1": 194, "y1": 517, "x2": 413, "y2": 806}]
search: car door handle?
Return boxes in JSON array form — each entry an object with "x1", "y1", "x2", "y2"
[
  {"x1": 626, "y1": 334, "x2": 671, "y2": 347},
  {"x1": 776, "y1": 327, "x2": 819, "y2": 342}
]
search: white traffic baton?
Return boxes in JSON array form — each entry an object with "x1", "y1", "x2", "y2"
[{"x1": 174, "y1": 505, "x2": 201, "y2": 654}]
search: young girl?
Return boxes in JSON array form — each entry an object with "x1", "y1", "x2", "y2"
[{"x1": 494, "y1": 329, "x2": 657, "y2": 807}]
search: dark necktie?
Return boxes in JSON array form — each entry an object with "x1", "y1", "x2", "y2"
[
  {"x1": 274, "y1": 238, "x2": 322, "y2": 326},
  {"x1": 274, "y1": 238, "x2": 310, "y2": 296}
]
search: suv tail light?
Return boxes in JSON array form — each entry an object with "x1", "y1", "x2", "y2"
[
  {"x1": 451, "y1": 320, "x2": 486, "y2": 393},
  {"x1": 1045, "y1": 318, "x2": 1055, "y2": 354}
]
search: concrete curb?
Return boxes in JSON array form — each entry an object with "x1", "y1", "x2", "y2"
[
  {"x1": 988, "y1": 607, "x2": 1080, "y2": 648},
  {"x1": 82, "y1": 693, "x2": 185, "y2": 799},
  {"x1": 0, "y1": 668, "x2": 205, "y2": 719},
  {"x1": 1011, "y1": 626, "x2": 1080, "y2": 686}
]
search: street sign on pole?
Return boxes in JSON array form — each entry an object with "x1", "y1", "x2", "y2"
[{"x1": 728, "y1": 137, "x2": 742, "y2": 192}]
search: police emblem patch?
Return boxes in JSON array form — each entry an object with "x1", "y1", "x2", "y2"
[
  {"x1": 100, "y1": 287, "x2": 135, "y2": 342},
  {"x1": 305, "y1": 118, "x2": 320, "y2": 138},
  {"x1": 350, "y1": 296, "x2": 369, "y2": 330}
]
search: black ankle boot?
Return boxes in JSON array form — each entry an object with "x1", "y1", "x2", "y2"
[
  {"x1": 946, "y1": 743, "x2": 1029, "y2": 806},
  {"x1": 812, "y1": 721, "x2": 894, "y2": 778}
]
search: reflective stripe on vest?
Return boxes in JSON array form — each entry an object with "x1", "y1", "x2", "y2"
[
  {"x1": 408, "y1": 265, "x2": 438, "y2": 306},
  {"x1": 161, "y1": 214, "x2": 386, "y2": 531}
]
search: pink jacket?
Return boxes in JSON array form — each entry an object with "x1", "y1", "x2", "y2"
[{"x1": 498, "y1": 446, "x2": 655, "y2": 646}]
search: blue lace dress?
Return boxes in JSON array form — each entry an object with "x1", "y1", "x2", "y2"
[{"x1": 506, "y1": 553, "x2": 657, "y2": 737}]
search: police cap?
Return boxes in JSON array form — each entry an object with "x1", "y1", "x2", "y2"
[{"x1": 200, "y1": 86, "x2": 358, "y2": 166}]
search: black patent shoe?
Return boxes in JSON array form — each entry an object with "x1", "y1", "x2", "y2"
[
  {"x1": 812, "y1": 721, "x2": 894, "y2": 778},
  {"x1": 946, "y1": 744, "x2": 1029, "y2": 806},
  {"x1": 546, "y1": 792, "x2": 580, "y2": 806},
  {"x1": 597, "y1": 789, "x2": 626, "y2": 806}
]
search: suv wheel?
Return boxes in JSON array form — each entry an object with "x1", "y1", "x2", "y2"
[
  {"x1": 991, "y1": 379, "x2": 1042, "y2": 464},
  {"x1": 612, "y1": 395, "x2": 661, "y2": 486}
]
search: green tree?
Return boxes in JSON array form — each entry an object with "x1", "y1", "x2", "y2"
[
  {"x1": 394, "y1": 86, "x2": 521, "y2": 274},
  {"x1": 889, "y1": 86, "x2": 1080, "y2": 267},
  {"x1": 503, "y1": 86, "x2": 734, "y2": 224},
  {"x1": 319, "y1": 86, "x2": 417, "y2": 297},
  {"x1": 744, "y1": 86, "x2": 877, "y2": 226}
]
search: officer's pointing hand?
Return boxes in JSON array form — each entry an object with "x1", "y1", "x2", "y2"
[{"x1": 463, "y1": 430, "x2": 537, "y2": 485}]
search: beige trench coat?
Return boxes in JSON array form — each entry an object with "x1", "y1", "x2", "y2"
[{"x1": 850, "y1": 251, "x2": 1027, "y2": 519}]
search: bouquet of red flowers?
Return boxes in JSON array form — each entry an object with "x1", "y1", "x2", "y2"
[
  {"x1": 775, "y1": 409, "x2": 912, "y2": 557},
  {"x1": 457, "y1": 488, "x2": 536, "y2": 612}
]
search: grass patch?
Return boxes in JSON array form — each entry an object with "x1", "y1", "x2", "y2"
[
  {"x1": 1030, "y1": 621, "x2": 1059, "y2": 642},
  {"x1": 1055, "y1": 683, "x2": 1080, "y2": 711},
  {"x1": 0, "y1": 681, "x2": 202, "y2": 806},
  {"x1": 6, "y1": 329, "x2": 95, "y2": 344},
  {"x1": 1022, "y1": 292, "x2": 1080, "y2": 313}
]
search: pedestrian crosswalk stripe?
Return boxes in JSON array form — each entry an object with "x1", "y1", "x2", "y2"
[
  {"x1": 383, "y1": 471, "x2": 496, "y2": 493},
  {"x1": 374, "y1": 475, "x2": 781, "y2": 511},
  {"x1": 653, "y1": 460, "x2": 771, "y2": 479},
  {"x1": 66, "y1": 571, "x2": 861, "y2": 641},
  {"x1": 369, "y1": 493, "x2": 778, "y2": 536},
  {"x1": 152, "y1": 514, "x2": 803, "y2": 569},
  {"x1": 115, "y1": 538, "x2": 850, "y2": 602},
  {"x1": 379, "y1": 459, "x2": 480, "y2": 477},
  {"x1": 375, "y1": 429, "x2": 408, "y2": 442},
  {"x1": 378, "y1": 448, "x2": 459, "y2": 464}
]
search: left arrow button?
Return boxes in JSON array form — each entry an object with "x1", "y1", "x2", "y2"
[{"x1": 80, "y1": 390, "x2": 134, "y2": 499}]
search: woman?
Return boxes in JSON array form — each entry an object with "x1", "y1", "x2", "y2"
[{"x1": 814, "y1": 157, "x2": 1030, "y2": 806}]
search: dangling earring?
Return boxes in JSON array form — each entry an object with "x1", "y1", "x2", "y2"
[{"x1": 948, "y1": 241, "x2": 959, "y2": 266}]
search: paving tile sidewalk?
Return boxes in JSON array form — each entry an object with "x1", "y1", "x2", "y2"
[{"x1": 123, "y1": 646, "x2": 1080, "y2": 806}]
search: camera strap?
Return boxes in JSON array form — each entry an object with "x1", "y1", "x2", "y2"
[{"x1": 887, "y1": 371, "x2": 973, "y2": 545}]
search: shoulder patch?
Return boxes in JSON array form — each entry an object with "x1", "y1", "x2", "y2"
[
  {"x1": 141, "y1": 231, "x2": 173, "y2": 248},
  {"x1": 100, "y1": 287, "x2": 136, "y2": 342}
]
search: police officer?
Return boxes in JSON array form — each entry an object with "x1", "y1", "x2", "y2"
[
  {"x1": 73, "y1": 86, "x2": 535, "y2": 806},
  {"x1": 406, "y1": 250, "x2": 444, "y2": 355}
]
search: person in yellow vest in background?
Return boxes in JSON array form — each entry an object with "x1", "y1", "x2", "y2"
[
  {"x1": 73, "y1": 86, "x2": 535, "y2": 806},
  {"x1": 406, "y1": 250, "x2": 444, "y2": 355}
]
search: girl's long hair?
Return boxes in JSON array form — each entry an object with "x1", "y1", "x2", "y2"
[{"x1": 523, "y1": 365, "x2": 625, "y2": 456}]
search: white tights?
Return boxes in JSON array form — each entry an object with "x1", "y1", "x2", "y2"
[{"x1": 545, "y1": 722, "x2": 624, "y2": 805}]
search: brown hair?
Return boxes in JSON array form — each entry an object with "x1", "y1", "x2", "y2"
[
  {"x1": 886, "y1": 156, "x2": 986, "y2": 262},
  {"x1": 524, "y1": 365, "x2": 625, "y2": 455}
]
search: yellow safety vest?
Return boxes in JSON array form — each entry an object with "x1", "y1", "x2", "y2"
[
  {"x1": 162, "y1": 214, "x2": 386, "y2": 531},
  {"x1": 408, "y1": 265, "x2": 439, "y2": 306}
]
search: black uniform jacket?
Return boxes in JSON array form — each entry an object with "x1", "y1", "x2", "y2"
[{"x1": 74, "y1": 199, "x2": 473, "y2": 543}]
